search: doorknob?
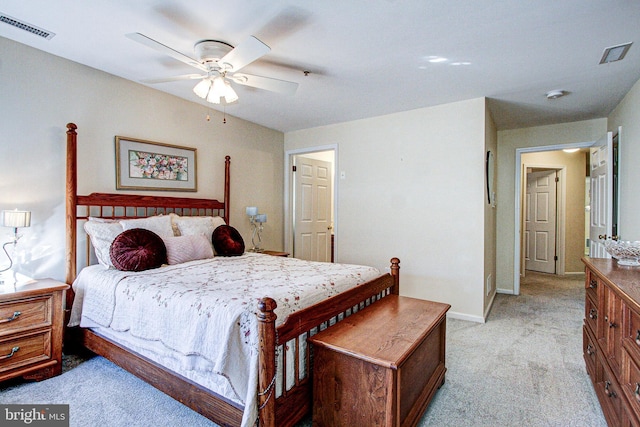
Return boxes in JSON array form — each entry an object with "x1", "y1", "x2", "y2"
[{"x1": 599, "y1": 235, "x2": 619, "y2": 241}]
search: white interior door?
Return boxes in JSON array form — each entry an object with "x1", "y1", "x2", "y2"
[
  {"x1": 589, "y1": 132, "x2": 613, "y2": 258},
  {"x1": 525, "y1": 170, "x2": 557, "y2": 273},
  {"x1": 293, "y1": 156, "x2": 332, "y2": 261}
]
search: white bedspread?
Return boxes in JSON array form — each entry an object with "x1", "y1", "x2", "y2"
[{"x1": 69, "y1": 252, "x2": 380, "y2": 427}]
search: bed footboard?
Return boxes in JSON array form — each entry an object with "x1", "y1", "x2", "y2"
[{"x1": 257, "y1": 257, "x2": 400, "y2": 427}]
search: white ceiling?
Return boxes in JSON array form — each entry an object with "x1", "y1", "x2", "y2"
[{"x1": 1, "y1": 1, "x2": 639, "y2": 133}]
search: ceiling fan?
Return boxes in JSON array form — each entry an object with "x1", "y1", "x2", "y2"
[{"x1": 126, "y1": 33, "x2": 299, "y2": 104}]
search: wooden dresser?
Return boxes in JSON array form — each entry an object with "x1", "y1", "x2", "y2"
[
  {"x1": 583, "y1": 257, "x2": 640, "y2": 426},
  {"x1": 309, "y1": 295, "x2": 450, "y2": 427},
  {"x1": 0, "y1": 279, "x2": 69, "y2": 382}
]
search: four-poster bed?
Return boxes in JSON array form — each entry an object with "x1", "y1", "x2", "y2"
[{"x1": 63, "y1": 123, "x2": 400, "y2": 427}]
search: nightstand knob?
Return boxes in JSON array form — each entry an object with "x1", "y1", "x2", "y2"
[
  {"x1": 0, "y1": 311, "x2": 21, "y2": 324},
  {"x1": 0, "y1": 346, "x2": 19, "y2": 360}
]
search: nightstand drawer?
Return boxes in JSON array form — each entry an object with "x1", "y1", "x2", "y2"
[
  {"x1": 0, "y1": 295, "x2": 52, "y2": 337},
  {"x1": 0, "y1": 330, "x2": 52, "y2": 373}
]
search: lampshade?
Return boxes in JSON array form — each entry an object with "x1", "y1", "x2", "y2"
[
  {"x1": 223, "y1": 80, "x2": 239, "y2": 103},
  {"x1": 2, "y1": 210, "x2": 31, "y2": 228},
  {"x1": 193, "y1": 78, "x2": 212, "y2": 99}
]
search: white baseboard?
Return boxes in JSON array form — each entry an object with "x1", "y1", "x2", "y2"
[
  {"x1": 497, "y1": 288, "x2": 515, "y2": 295},
  {"x1": 447, "y1": 310, "x2": 485, "y2": 323}
]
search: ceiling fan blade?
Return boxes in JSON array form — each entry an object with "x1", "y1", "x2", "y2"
[
  {"x1": 126, "y1": 32, "x2": 207, "y2": 72},
  {"x1": 231, "y1": 73, "x2": 298, "y2": 95},
  {"x1": 140, "y1": 74, "x2": 205, "y2": 84},
  {"x1": 220, "y1": 36, "x2": 270, "y2": 72}
]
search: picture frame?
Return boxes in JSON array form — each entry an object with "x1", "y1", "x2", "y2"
[{"x1": 115, "y1": 136, "x2": 197, "y2": 192}]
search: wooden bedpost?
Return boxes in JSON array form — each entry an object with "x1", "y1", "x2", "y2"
[
  {"x1": 257, "y1": 297, "x2": 277, "y2": 427},
  {"x1": 224, "y1": 156, "x2": 230, "y2": 225},
  {"x1": 65, "y1": 123, "x2": 78, "y2": 307},
  {"x1": 390, "y1": 257, "x2": 400, "y2": 295}
]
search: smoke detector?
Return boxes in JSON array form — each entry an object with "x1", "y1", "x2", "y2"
[{"x1": 546, "y1": 90, "x2": 566, "y2": 100}]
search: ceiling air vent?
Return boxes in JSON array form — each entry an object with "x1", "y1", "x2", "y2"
[{"x1": 0, "y1": 13, "x2": 55, "y2": 40}]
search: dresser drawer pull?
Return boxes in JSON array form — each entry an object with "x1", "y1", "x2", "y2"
[
  {"x1": 604, "y1": 381, "x2": 617, "y2": 398},
  {"x1": 0, "y1": 346, "x2": 20, "y2": 360},
  {"x1": 635, "y1": 383, "x2": 640, "y2": 402},
  {"x1": 609, "y1": 321, "x2": 617, "y2": 329},
  {"x1": 586, "y1": 344, "x2": 595, "y2": 356},
  {"x1": 589, "y1": 309, "x2": 597, "y2": 320},
  {"x1": 589, "y1": 279, "x2": 597, "y2": 289},
  {"x1": 635, "y1": 330, "x2": 640, "y2": 346},
  {"x1": 0, "y1": 311, "x2": 21, "y2": 324}
]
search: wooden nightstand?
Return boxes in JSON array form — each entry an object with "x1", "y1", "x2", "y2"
[
  {"x1": 261, "y1": 250, "x2": 289, "y2": 257},
  {"x1": 0, "y1": 279, "x2": 69, "y2": 382}
]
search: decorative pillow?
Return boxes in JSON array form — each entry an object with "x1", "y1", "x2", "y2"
[
  {"x1": 173, "y1": 215, "x2": 226, "y2": 238},
  {"x1": 163, "y1": 234, "x2": 214, "y2": 265},
  {"x1": 84, "y1": 219, "x2": 124, "y2": 268},
  {"x1": 120, "y1": 215, "x2": 174, "y2": 238},
  {"x1": 110, "y1": 228, "x2": 167, "y2": 271},
  {"x1": 212, "y1": 225, "x2": 245, "y2": 256}
]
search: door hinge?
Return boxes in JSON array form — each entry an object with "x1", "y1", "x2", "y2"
[
  {"x1": 554, "y1": 255, "x2": 558, "y2": 261},
  {"x1": 555, "y1": 176, "x2": 559, "y2": 182},
  {"x1": 292, "y1": 165, "x2": 297, "y2": 172}
]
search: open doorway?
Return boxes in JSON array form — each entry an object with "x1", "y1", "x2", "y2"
[
  {"x1": 514, "y1": 143, "x2": 592, "y2": 294},
  {"x1": 284, "y1": 147, "x2": 337, "y2": 261}
]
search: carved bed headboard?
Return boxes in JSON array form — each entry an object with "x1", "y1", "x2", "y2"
[{"x1": 64, "y1": 123, "x2": 230, "y2": 292}]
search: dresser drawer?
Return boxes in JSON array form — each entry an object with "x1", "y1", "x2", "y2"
[
  {"x1": 585, "y1": 294, "x2": 599, "y2": 336},
  {"x1": 586, "y1": 270, "x2": 599, "y2": 305},
  {"x1": 0, "y1": 330, "x2": 52, "y2": 374},
  {"x1": 0, "y1": 295, "x2": 52, "y2": 337},
  {"x1": 584, "y1": 326, "x2": 598, "y2": 379}
]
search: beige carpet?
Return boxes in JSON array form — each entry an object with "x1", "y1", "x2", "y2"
[{"x1": 419, "y1": 271, "x2": 606, "y2": 426}]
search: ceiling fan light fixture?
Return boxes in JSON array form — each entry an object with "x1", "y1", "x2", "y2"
[
  {"x1": 206, "y1": 90, "x2": 221, "y2": 104},
  {"x1": 223, "y1": 80, "x2": 239, "y2": 103},
  {"x1": 193, "y1": 78, "x2": 212, "y2": 99}
]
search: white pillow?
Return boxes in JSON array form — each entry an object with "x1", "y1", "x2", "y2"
[
  {"x1": 163, "y1": 235, "x2": 214, "y2": 265},
  {"x1": 120, "y1": 215, "x2": 174, "y2": 238},
  {"x1": 173, "y1": 215, "x2": 226, "y2": 238},
  {"x1": 84, "y1": 219, "x2": 123, "y2": 268}
]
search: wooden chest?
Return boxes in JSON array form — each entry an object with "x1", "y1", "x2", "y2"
[{"x1": 308, "y1": 295, "x2": 450, "y2": 427}]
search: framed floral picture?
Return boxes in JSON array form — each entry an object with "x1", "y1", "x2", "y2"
[{"x1": 115, "y1": 136, "x2": 197, "y2": 191}]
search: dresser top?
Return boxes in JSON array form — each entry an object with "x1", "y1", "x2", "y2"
[
  {"x1": 0, "y1": 278, "x2": 69, "y2": 300},
  {"x1": 583, "y1": 257, "x2": 640, "y2": 309},
  {"x1": 308, "y1": 295, "x2": 450, "y2": 369}
]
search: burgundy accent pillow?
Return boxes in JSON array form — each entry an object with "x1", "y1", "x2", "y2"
[
  {"x1": 212, "y1": 225, "x2": 245, "y2": 256},
  {"x1": 110, "y1": 228, "x2": 167, "y2": 271}
]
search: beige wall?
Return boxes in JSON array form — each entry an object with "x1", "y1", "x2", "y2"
[
  {"x1": 484, "y1": 104, "x2": 497, "y2": 315},
  {"x1": 521, "y1": 150, "x2": 587, "y2": 274},
  {"x1": 0, "y1": 37, "x2": 285, "y2": 282},
  {"x1": 608, "y1": 77, "x2": 640, "y2": 241},
  {"x1": 286, "y1": 98, "x2": 489, "y2": 321},
  {"x1": 495, "y1": 119, "x2": 607, "y2": 293}
]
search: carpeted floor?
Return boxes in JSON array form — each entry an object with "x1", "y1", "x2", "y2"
[{"x1": 0, "y1": 271, "x2": 606, "y2": 426}]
